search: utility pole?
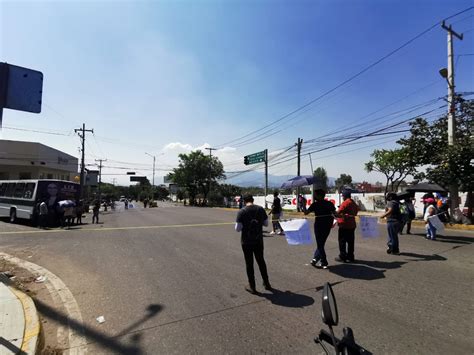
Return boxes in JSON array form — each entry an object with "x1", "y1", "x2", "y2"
[
  {"x1": 441, "y1": 20, "x2": 463, "y2": 215},
  {"x1": 308, "y1": 153, "x2": 314, "y2": 200},
  {"x1": 74, "y1": 123, "x2": 94, "y2": 200},
  {"x1": 264, "y1": 149, "x2": 268, "y2": 209},
  {"x1": 296, "y1": 138, "x2": 303, "y2": 211},
  {"x1": 112, "y1": 178, "x2": 117, "y2": 186},
  {"x1": 95, "y1": 159, "x2": 106, "y2": 204},
  {"x1": 205, "y1": 147, "x2": 217, "y2": 204}
]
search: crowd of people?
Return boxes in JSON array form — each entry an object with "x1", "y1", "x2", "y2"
[{"x1": 234, "y1": 190, "x2": 451, "y2": 294}]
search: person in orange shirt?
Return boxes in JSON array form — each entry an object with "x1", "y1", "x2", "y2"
[{"x1": 335, "y1": 191, "x2": 359, "y2": 263}]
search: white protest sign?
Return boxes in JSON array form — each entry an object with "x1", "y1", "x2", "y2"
[
  {"x1": 428, "y1": 215, "x2": 445, "y2": 233},
  {"x1": 359, "y1": 216, "x2": 379, "y2": 239},
  {"x1": 280, "y1": 219, "x2": 313, "y2": 245}
]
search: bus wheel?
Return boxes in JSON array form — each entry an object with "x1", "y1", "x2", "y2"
[{"x1": 10, "y1": 209, "x2": 17, "y2": 223}]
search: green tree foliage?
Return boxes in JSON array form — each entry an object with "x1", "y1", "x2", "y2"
[
  {"x1": 335, "y1": 174, "x2": 353, "y2": 192},
  {"x1": 169, "y1": 150, "x2": 225, "y2": 205},
  {"x1": 397, "y1": 98, "x2": 473, "y2": 193},
  {"x1": 365, "y1": 148, "x2": 417, "y2": 196},
  {"x1": 398, "y1": 98, "x2": 473, "y2": 219},
  {"x1": 313, "y1": 167, "x2": 328, "y2": 191}
]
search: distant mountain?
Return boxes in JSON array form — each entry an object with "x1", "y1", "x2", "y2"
[{"x1": 226, "y1": 171, "x2": 335, "y2": 188}]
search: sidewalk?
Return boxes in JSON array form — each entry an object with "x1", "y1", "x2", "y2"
[{"x1": 0, "y1": 274, "x2": 39, "y2": 355}]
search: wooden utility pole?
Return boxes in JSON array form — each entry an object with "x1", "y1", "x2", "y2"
[
  {"x1": 95, "y1": 159, "x2": 106, "y2": 203},
  {"x1": 296, "y1": 138, "x2": 303, "y2": 211},
  {"x1": 441, "y1": 20, "x2": 463, "y2": 215},
  {"x1": 74, "y1": 123, "x2": 94, "y2": 199}
]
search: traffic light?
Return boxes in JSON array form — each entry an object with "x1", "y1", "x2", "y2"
[{"x1": 244, "y1": 156, "x2": 249, "y2": 165}]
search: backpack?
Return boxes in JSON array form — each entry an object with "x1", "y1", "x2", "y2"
[
  {"x1": 246, "y1": 208, "x2": 262, "y2": 241},
  {"x1": 400, "y1": 204, "x2": 408, "y2": 215}
]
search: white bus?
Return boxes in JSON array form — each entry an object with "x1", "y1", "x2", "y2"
[{"x1": 0, "y1": 179, "x2": 80, "y2": 223}]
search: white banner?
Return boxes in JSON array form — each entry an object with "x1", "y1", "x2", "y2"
[
  {"x1": 359, "y1": 216, "x2": 379, "y2": 239},
  {"x1": 280, "y1": 219, "x2": 313, "y2": 245}
]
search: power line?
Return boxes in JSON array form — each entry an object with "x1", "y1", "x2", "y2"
[{"x1": 215, "y1": 7, "x2": 473, "y2": 149}]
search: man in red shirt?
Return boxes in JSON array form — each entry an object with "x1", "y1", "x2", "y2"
[{"x1": 335, "y1": 191, "x2": 359, "y2": 262}]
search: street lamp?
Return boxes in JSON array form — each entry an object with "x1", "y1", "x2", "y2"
[{"x1": 145, "y1": 152, "x2": 156, "y2": 201}]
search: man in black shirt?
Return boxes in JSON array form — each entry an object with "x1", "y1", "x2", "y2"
[
  {"x1": 269, "y1": 191, "x2": 283, "y2": 235},
  {"x1": 235, "y1": 194, "x2": 271, "y2": 294},
  {"x1": 381, "y1": 192, "x2": 401, "y2": 254},
  {"x1": 304, "y1": 189, "x2": 336, "y2": 269}
]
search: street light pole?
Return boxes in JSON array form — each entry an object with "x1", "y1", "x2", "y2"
[
  {"x1": 145, "y1": 152, "x2": 156, "y2": 200},
  {"x1": 205, "y1": 147, "x2": 217, "y2": 204}
]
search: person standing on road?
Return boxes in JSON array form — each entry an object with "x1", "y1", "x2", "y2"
[
  {"x1": 92, "y1": 201, "x2": 100, "y2": 224},
  {"x1": 38, "y1": 200, "x2": 48, "y2": 229},
  {"x1": 424, "y1": 204, "x2": 438, "y2": 240},
  {"x1": 269, "y1": 191, "x2": 283, "y2": 235},
  {"x1": 381, "y1": 192, "x2": 401, "y2": 254},
  {"x1": 335, "y1": 191, "x2": 359, "y2": 263},
  {"x1": 76, "y1": 200, "x2": 83, "y2": 225},
  {"x1": 400, "y1": 196, "x2": 415, "y2": 234},
  {"x1": 304, "y1": 189, "x2": 336, "y2": 269},
  {"x1": 235, "y1": 194, "x2": 271, "y2": 294}
]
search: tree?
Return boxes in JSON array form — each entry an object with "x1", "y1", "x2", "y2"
[
  {"x1": 398, "y1": 98, "x2": 473, "y2": 220},
  {"x1": 335, "y1": 174, "x2": 353, "y2": 192},
  {"x1": 169, "y1": 150, "x2": 225, "y2": 205},
  {"x1": 313, "y1": 167, "x2": 328, "y2": 191},
  {"x1": 365, "y1": 148, "x2": 417, "y2": 197}
]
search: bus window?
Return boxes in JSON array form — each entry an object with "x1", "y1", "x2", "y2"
[
  {"x1": 24, "y1": 183, "x2": 36, "y2": 199},
  {"x1": 14, "y1": 183, "x2": 26, "y2": 198},
  {"x1": 5, "y1": 183, "x2": 16, "y2": 197},
  {"x1": 0, "y1": 183, "x2": 7, "y2": 196}
]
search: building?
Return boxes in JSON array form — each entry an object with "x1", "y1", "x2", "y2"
[
  {"x1": 0, "y1": 139, "x2": 79, "y2": 181},
  {"x1": 354, "y1": 181, "x2": 384, "y2": 193}
]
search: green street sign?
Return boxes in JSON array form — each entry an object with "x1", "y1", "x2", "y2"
[{"x1": 244, "y1": 150, "x2": 266, "y2": 165}]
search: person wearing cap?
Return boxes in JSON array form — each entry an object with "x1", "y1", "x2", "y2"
[
  {"x1": 235, "y1": 194, "x2": 271, "y2": 294},
  {"x1": 335, "y1": 191, "x2": 359, "y2": 263},
  {"x1": 381, "y1": 192, "x2": 402, "y2": 254},
  {"x1": 304, "y1": 189, "x2": 336, "y2": 269}
]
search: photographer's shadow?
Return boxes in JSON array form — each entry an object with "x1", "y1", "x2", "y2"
[{"x1": 259, "y1": 288, "x2": 314, "y2": 308}]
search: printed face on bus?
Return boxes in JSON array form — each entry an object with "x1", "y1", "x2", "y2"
[{"x1": 47, "y1": 183, "x2": 58, "y2": 197}]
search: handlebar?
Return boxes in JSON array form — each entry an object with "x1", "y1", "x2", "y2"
[{"x1": 315, "y1": 328, "x2": 372, "y2": 355}]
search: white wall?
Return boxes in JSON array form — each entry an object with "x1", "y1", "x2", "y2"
[{"x1": 251, "y1": 192, "x2": 468, "y2": 217}]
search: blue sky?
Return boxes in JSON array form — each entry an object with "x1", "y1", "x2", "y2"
[{"x1": 1, "y1": 0, "x2": 473, "y2": 185}]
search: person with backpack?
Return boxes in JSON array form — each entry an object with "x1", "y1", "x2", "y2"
[
  {"x1": 399, "y1": 197, "x2": 416, "y2": 234},
  {"x1": 235, "y1": 194, "x2": 271, "y2": 294},
  {"x1": 304, "y1": 189, "x2": 336, "y2": 269},
  {"x1": 381, "y1": 192, "x2": 402, "y2": 254}
]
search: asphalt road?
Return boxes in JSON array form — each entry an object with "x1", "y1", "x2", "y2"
[{"x1": 1, "y1": 203, "x2": 473, "y2": 354}]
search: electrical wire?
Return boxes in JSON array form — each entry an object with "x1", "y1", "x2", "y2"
[{"x1": 215, "y1": 7, "x2": 474, "y2": 149}]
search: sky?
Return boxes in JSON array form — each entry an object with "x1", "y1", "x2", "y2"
[{"x1": 1, "y1": 0, "x2": 473, "y2": 186}]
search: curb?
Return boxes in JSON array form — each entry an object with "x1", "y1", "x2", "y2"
[
  {"x1": 0, "y1": 275, "x2": 40, "y2": 355},
  {"x1": 9, "y1": 287, "x2": 41, "y2": 354}
]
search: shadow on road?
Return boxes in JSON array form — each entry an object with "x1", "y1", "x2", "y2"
[
  {"x1": 398, "y1": 252, "x2": 447, "y2": 261},
  {"x1": 413, "y1": 233, "x2": 473, "y2": 245},
  {"x1": 32, "y1": 297, "x2": 163, "y2": 354},
  {"x1": 351, "y1": 260, "x2": 406, "y2": 270},
  {"x1": 259, "y1": 288, "x2": 314, "y2": 308},
  {"x1": 329, "y1": 264, "x2": 386, "y2": 281}
]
